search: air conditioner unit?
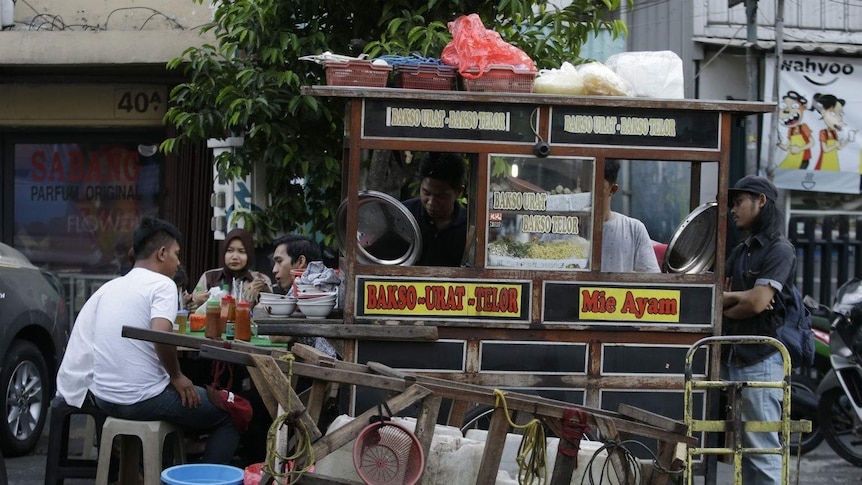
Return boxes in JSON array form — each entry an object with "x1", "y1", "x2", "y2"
[{"x1": 0, "y1": 0, "x2": 13, "y2": 28}]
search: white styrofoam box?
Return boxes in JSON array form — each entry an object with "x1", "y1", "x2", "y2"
[{"x1": 465, "y1": 429, "x2": 620, "y2": 484}]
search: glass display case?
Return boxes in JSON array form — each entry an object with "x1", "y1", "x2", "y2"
[{"x1": 486, "y1": 155, "x2": 595, "y2": 270}]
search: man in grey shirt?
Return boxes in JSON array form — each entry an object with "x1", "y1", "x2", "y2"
[{"x1": 600, "y1": 159, "x2": 661, "y2": 273}]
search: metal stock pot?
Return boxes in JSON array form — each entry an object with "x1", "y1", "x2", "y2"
[{"x1": 336, "y1": 190, "x2": 422, "y2": 266}]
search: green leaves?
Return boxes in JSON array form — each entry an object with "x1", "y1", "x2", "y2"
[{"x1": 163, "y1": 0, "x2": 630, "y2": 244}]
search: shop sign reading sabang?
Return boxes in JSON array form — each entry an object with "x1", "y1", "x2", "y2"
[{"x1": 579, "y1": 287, "x2": 681, "y2": 323}]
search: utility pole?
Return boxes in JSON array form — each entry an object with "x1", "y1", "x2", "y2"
[
  {"x1": 745, "y1": 0, "x2": 759, "y2": 175},
  {"x1": 766, "y1": 0, "x2": 785, "y2": 181}
]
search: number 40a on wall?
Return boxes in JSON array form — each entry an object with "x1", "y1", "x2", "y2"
[{"x1": 113, "y1": 86, "x2": 167, "y2": 120}]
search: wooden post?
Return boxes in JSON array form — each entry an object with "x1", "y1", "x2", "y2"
[
  {"x1": 594, "y1": 417, "x2": 631, "y2": 484},
  {"x1": 249, "y1": 354, "x2": 323, "y2": 442},
  {"x1": 414, "y1": 396, "x2": 443, "y2": 461},
  {"x1": 475, "y1": 409, "x2": 509, "y2": 484}
]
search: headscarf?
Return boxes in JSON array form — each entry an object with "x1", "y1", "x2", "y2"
[{"x1": 220, "y1": 228, "x2": 256, "y2": 281}]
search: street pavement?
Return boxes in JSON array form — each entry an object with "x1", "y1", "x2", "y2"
[{"x1": 4, "y1": 414, "x2": 861, "y2": 484}]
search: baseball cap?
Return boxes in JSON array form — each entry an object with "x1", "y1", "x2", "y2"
[{"x1": 728, "y1": 175, "x2": 778, "y2": 202}]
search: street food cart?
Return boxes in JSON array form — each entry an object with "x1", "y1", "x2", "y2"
[{"x1": 296, "y1": 86, "x2": 773, "y2": 462}]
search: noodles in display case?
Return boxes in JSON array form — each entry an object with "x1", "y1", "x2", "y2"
[{"x1": 486, "y1": 156, "x2": 595, "y2": 271}]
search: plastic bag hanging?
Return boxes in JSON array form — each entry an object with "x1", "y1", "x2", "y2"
[{"x1": 441, "y1": 13, "x2": 536, "y2": 80}]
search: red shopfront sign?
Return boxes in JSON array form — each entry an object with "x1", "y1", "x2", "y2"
[{"x1": 13, "y1": 142, "x2": 161, "y2": 273}]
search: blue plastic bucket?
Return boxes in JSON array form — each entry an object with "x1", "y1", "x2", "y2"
[{"x1": 160, "y1": 464, "x2": 244, "y2": 485}]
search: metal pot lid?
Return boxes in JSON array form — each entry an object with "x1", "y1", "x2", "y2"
[
  {"x1": 336, "y1": 191, "x2": 423, "y2": 266},
  {"x1": 663, "y1": 201, "x2": 718, "y2": 274}
]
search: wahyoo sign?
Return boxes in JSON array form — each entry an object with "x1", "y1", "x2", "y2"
[
  {"x1": 762, "y1": 53, "x2": 861, "y2": 194},
  {"x1": 780, "y1": 57, "x2": 855, "y2": 87}
]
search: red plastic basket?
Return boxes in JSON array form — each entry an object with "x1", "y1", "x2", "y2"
[
  {"x1": 461, "y1": 65, "x2": 536, "y2": 93},
  {"x1": 396, "y1": 65, "x2": 457, "y2": 91},
  {"x1": 353, "y1": 421, "x2": 424, "y2": 485},
  {"x1": 325, "y1": 60, "x2": 392, "y2": 88}
]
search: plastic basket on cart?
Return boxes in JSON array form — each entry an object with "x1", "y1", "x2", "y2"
[
  {"x1": 352, "y1": 420, "x2": 424, "y2": 485},
  {"x1": 461, "y1": 65, "x2": 536, "y2": 93},
  {"x1": 395, "y1": 64, "x2": 457, "y2": 91},
  {"x1": 325, "y1": 60, "x2": 392, "y2": 88}
]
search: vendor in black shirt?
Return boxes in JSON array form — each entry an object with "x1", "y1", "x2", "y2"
[{"x1": 402, "y1": 152, "x2": 467, "y2": 266}]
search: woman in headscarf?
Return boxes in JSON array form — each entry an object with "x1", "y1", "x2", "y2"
[{"x1": 189, "y1": 228, "x2": 272, "y2": 311}]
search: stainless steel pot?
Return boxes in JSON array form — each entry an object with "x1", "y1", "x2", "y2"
[
  {"x1": 335, "y1": 191, "x2": 422, "y2": 266},
  {"x1": 663, "y1": 201, "x2": 718, "y2": 274}
]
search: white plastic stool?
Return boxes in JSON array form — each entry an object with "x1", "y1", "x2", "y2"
[{"x1": 95, "y1": 417, "x2": 185, "y2": 485}]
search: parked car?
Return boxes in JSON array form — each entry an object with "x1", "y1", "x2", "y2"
[{"x1": 0, "y1": 242, "x2": 68, "y2": 455}]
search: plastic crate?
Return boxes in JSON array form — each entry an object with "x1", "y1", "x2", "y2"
[
  {"x1": 325, "y1": 60, "x2": 392, "y2": 88},
  {"x1": 461, "y1": 65, "x2": 536, "y2": 93},
  {"x1": 396, "y1": 65, "x2": 457, "y2": 91}
]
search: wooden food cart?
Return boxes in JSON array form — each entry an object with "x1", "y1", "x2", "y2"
[{"x1": 277, "y1": 86, "x2": 773, "y2": 481}]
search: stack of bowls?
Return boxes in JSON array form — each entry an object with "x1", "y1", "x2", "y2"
[
  {"x1": 296, "y1": 291, "x2": 337, "y2": 318},
  {"x1": 259, "y1": 292, "x2": 296, "y2": 316}
]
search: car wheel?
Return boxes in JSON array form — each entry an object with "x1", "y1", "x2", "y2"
[{"x1": 1, "y1": 340, "x2": 50, "y2": 456}]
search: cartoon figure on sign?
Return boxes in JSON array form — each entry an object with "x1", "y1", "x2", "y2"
[
  {"x1": 811, "y1": 93, "x2": 850, "y2": 171},
  {"x1": 776, "y1": 91, "x2": 813, "y2": 170}
]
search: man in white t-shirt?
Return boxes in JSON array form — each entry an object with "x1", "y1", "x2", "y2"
[
  {"x1": 601, "y1": 160, "x2": 661, "y2": 273},
  {"x1": 56, "y1": 217, "x2": 239, "y2": 463}
]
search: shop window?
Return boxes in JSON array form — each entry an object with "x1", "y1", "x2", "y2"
[{"x1": 13, "y1": 141, "x2": 162, "y2": 273}]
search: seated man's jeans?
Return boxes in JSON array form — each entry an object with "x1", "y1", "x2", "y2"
[
  {"x1": 95, "y1": 385, "x2": 240, "y2": 464},
  {"x1": 722, "y1": 351, "x2": 784, "y2": 485}
]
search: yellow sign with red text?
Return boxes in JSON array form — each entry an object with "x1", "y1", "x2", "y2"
[
  {"x1": 578, "y1": 287, "x2": 680, "y2": 322},
  {"x1": 362, "y1": 280, "x2": 524, "y2": 318}
]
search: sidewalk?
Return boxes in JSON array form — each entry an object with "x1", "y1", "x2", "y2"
[{"x1": 4, "y1": 414, "x2": 860, "y2": 484}]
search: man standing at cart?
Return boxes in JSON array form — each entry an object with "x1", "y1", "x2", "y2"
[
  {"x1": 601, "y1": 159, "x2": 661, "y2": 273},
  {"x1": 402, "y1": 152, "x2": 468, "y2": 266},
  {"x1": 722, "y1": 175, "x2": 794, "y2": 485}
]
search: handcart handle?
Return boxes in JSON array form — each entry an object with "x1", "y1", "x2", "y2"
[{"x1": 684, "y1": 335, "x2": 792, "y2": 381}]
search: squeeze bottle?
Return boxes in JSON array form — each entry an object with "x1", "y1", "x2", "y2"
[
  {"x1": 205, "y1": 297, "x2": 221, "y2": 339},
  {"x1": 220, "y1": 284, "x2": 235, "y2": 335},
  {"x1": 235, "y1": 300, "x2": 252, "y2": 342}
]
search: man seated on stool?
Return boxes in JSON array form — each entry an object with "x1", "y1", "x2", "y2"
[{"x1": 56, "y1": 217, "x2": 239, "y2": 464}]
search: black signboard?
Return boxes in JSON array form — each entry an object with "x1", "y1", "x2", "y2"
[
  {"x1": 362, "y1": 99, "x2": 538, "y2": 144},
  {"x1": 480, "y1": 341, "x2": 587, "y2": 373},
  {"x1": 543, "y1": 282, "x2": 714, "y2": 325},
  {"x1": 549, "y1": 107, "x2": 720, "y2": 150}
]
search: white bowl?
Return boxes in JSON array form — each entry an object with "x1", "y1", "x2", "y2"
[
  {"x1": 297, "y1": 300, "x2": 335, "y2": 318},
  {"x1": 259, "y1": 292, "x2": 291, "y2": 302},
  {"x1": 297, "y1": 293, "x2": 336, "y2": 302},
  {"x1": 263, "y1": 300, "x2": 296, "y2": 316}
]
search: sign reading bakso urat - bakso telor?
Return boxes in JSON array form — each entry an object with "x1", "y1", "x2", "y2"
[
  {"x1": 362, "y1": 99, "x2": 538, "y2": 143},
  {"x1": 549, "y1": 107, "x2": 720, "y2": 150}
]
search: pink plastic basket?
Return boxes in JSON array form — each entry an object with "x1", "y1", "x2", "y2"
[
  {"x1": 461, "y1": 65, "x2": 536, "y2": 93},
  {"x1": 353, "y1": 421, "x2": 424, "y2": 485},
  {"x1": 325, "y1": 60, "x2": 392, "y2": 88}
]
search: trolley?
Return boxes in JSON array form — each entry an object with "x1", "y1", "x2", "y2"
[{"x1": 683, "y1": 335, "x2": 812, "y2": 484}]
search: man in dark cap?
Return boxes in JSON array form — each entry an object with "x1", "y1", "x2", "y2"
[{"x1": 722, "y1": 175, "x2": 795, "y2": 485}]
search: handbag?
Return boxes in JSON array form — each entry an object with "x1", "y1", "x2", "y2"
[{"x1": 207, "y1": 358, "x2": 253, "y2": 433}]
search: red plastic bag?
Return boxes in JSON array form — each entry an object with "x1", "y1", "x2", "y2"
[
  {"x1": 244, "y1": 462, "x2": 263, "y2": 485},
  {"x1": 441, "y1": 13, "x2": 536, "y2": 79}
]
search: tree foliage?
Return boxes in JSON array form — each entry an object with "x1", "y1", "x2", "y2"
[{"x1": 162, "y1": 0, "x2": 630, "y2": 246}]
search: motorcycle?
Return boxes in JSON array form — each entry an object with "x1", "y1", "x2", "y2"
[
  {"x1": 789, "y1": 296, "x2": 832, "y2": 455},
  {"x1": 816, "y1": 278, "x2": 862, "y2": 466}
]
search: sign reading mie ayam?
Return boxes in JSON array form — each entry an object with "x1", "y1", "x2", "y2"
[{"x1": 762, "y1": 54, "x2": 861, "y2": 194}]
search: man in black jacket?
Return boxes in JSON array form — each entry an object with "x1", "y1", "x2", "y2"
[{"x1": 722, "y1": 175, "x2": 795, "y2": 485}]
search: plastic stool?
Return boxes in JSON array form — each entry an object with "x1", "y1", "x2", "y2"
[
  {"x1": 95, "y1": 417, "x2": 185, "y2": 485},
  {"x1": 45, "y1": 395, "x2": 108, "y2": 484}
]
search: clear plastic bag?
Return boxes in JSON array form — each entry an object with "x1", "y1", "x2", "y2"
[{"x1": 441, "y1": 14, "x2": 535, "y2": 79}]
